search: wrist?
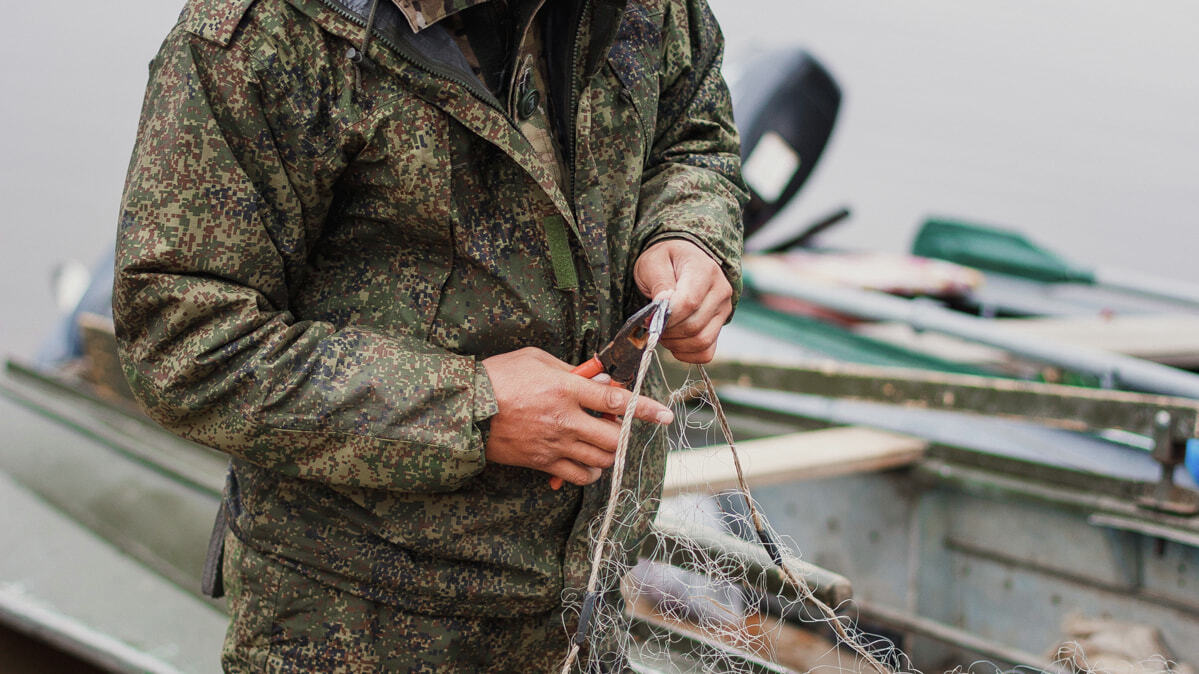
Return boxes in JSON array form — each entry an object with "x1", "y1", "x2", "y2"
[{"x1": 641, "y1": 233, "x2": 721, "y2": 266}]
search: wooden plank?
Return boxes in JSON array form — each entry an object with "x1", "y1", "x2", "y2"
[
  {"x1": 995, "y1": 314, "x2": 1199, "y2": 367},
  {"x1": 77, "y1": 312, "x2": 137, "y2": 404},
  {"x1": 662, "y1": 426, "x2": 927, "y2": 497},
  {"x1": 627, "y1": 599, "x2": 861, "y2": 674},
  {"x1": 860, "y1": 315, "x2": 1199, "y2": 368},
  {"x1": 699, "y1": 358, "x2": 1199, "y2": 441}
]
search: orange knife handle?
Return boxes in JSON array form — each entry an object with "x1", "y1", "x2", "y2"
[{"x1": 570, "y1": 356, "x2": 605, "y2": 379}]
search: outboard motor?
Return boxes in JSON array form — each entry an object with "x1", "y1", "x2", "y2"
[{"x1": 730, "y1": 49, "x2": 841, "y2": 237}]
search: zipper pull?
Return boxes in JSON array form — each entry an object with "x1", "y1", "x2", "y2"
[{"x1": 341, "y1": 47, "x2": 365, "y2": 123}]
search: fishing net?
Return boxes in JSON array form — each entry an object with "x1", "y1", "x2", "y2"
[
  {"x1": 552, "y1": 308, "x2": 1189, "y2": 674},
  {"x1": 555, "y1": 306, "x2": 904, "y2": 674}
]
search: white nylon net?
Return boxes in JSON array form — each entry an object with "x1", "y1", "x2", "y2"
[
  {"x1": 556, "y1": 343, "x2": 1189, "y2": 674},
  {"x1": 557, "y1": 345, "x2": 902, "y2": 674}
]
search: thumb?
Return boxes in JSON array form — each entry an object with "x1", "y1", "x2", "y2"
[{"x1": 635, "y1": 249, "x2": 679, "y2": 300}]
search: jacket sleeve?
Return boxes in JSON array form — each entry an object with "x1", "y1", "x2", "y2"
[
  {"x1": 631, "y1": 0, "x2": 749, "y2": 303},
  {"x1": 113, "y1": 31, "x2": 495, "y2": 493}
]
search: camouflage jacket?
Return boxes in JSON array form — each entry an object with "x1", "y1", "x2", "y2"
[{"x1": 114, "y1": 0, "x2": 745, "y2": 616}]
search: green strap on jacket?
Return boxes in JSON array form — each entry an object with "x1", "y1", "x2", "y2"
[{"x1": 542, "y1": 214, "x2": 579, "y2": 291}]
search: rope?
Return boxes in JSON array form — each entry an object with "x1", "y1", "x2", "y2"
[
  {"x1": 560, "y1": 302, "x2": 894, "y2": 673},
  {"x1": 698, "y1": 365, "x2": 894, "y2": 674},
  {"x1": 560, "y1": 306, "x2": 664, "y2": 673}
]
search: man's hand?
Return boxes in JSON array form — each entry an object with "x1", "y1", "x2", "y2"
[
  {"x1": 634, "y1": 239, "x2": 732, "y2": 363},
  {"x1": 481, "y1": 347, "x2": 674, "y2": 486}
]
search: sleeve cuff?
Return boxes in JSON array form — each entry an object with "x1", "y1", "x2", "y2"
[{"x1": 471, "y1": 360, "x2": 500, "y2": 447}]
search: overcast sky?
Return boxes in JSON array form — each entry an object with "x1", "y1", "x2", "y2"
[{"x1": 1, "y1": 1, "x2": 1197, "y2": 357}]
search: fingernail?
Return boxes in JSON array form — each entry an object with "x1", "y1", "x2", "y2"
[{"x1": 656, "y1": 409, "x2": 674, "y2": 425}]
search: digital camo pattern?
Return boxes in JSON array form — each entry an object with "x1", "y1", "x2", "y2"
[
  {"x1": 115, "y1": 0, "x2": 743, "y2": 629},
  {"x1": 221, "y1": 533, "x2": 567, "y2": 672},
  {"x1": 391, "y1": 0, "x2": 488, "y2": 32}
]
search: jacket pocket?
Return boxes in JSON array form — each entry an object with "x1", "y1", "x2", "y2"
[{"x1": 307, "y1": 95, "x2": 454, "y2": 341}]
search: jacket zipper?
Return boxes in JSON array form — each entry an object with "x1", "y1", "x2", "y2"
[
  {"x1": 318, "y1": 0, "x2": 586, "y2": 302},
  {"x1": 316, "y1": 0, "x2": 506, "y2": 116},
  {"x1": 565, "y1": 0, "x2": 591, "y2": 205}
]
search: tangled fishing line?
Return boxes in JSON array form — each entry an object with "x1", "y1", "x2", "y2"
[
  {"x1": 557, "y1": 301, "x2": 900, "y2": 674},
  {"x1": 555, "y1": 302, "x2": 1190, "y2": 674}
]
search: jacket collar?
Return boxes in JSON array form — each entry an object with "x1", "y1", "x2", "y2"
[{"x1": 388, "y1": 0, "x2": 493, "y2": 33}]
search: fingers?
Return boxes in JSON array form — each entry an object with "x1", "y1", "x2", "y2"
[
  {"x1": 634, "y1": 249, "x2": 679, "y2": 302},
  {"x1": 573, "y1": 378, "x2": 674, "y2": 426},
  {"x1": 482, "y1": 342, "x2": 677, "y2": 488},
  {"x1": 662, "y1": 280, "x2": 730, "y2": 338},
  {"x1": 546, "y1": 459, "x2": 603, "y2": 486},
  {"x1": 661, "y1": 334, "x2": 722, "y2": 363},
  {"x1": 663, "y1": 264, "x2": 731, "y2": 330},
  {"x1": 659, "y1": 280, "x2": 730, "y2": 363},
  {"x1": 545, "y1": 422, "x2": 645, "y2": 488},
  {"x1": 633, "y1": 239, "x2": 733, "y2": 364},
  {"x1": 660, "y1": 283, "x2": 731, "y2": 362},
  {"x1": 562, "y1": 438, "x2": 618, "y2": 470},
  {"x1": 570, "y1": 412, "x2": 622, "y2": 454}
]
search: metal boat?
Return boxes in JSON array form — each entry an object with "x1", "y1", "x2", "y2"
[{"x1": 3, "y1": 45, "x2": 1198, "y2": 673}]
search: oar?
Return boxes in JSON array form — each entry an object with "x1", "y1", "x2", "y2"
[
  {"x1": 912, "y1": 218, "x2": 1199, "y2": 308},
  {"x1": 744, "y1": 260, "x2": 1199, "y2": 399}
]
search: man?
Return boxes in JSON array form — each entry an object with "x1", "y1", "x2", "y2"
[{"x1": 114, "y1": 0, "x2": 745, "y2": 669}]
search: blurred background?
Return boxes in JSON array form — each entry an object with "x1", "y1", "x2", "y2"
[{"x1": 0, "y1": 0, "x2": 1196, "y2": 358}]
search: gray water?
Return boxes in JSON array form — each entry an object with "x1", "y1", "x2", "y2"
[{"x1": 2, "y1": 1, "x2": 1197, "y2": 358}]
